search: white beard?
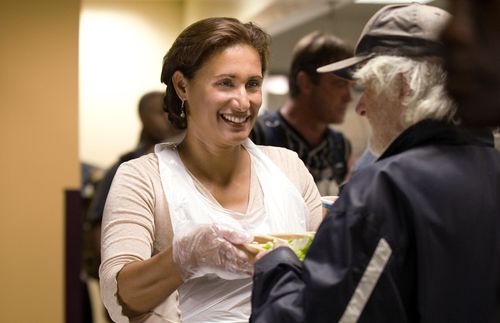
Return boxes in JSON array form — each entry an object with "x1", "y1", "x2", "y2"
[{"x1": 369, "y1": 122, "x2": 406, "y2": 156}]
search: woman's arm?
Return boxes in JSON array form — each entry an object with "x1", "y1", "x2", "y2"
[
  {"x1": 116, "y1": 248, "x2": 183, "y2": 315},
  {"x1": 117, "y1": 224, "x2": 253, "y2": 315},
  {"x1": 99, "y1": 158, "x2": 181, "y2": 321}
]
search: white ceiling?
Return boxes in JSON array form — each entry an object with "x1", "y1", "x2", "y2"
[{"x1": 249, "y1": 0, "x2": 352, "y2": 36}]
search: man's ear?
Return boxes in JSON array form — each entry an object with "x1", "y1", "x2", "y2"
[
  {"x1": 297, "y1": 71, "x2": 313, "y2": 95},
  {"x1": 172, "y1": 71, "x2": 188, "y2": 100}
]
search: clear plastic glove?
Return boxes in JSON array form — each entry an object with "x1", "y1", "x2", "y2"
[{"x1": 172, "y1": 224, "x2": 254, "y2": 281}]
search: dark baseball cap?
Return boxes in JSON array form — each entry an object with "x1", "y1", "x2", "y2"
[{"x1": 317, "y1": 3, "x2": 451, "y2": 79}]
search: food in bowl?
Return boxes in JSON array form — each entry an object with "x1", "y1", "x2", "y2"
[{"x1": 242, "y1": 232, "x2": 315, "y2": 261}]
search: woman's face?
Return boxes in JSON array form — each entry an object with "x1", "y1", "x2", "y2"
[{"x1": 184, "y1": 44, "x2": 263, "y2": 147}]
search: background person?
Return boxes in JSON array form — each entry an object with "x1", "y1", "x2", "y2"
[
  {"x1": 250, "y1": 31, "x2": 354, "y2": 196},
  {"x1": 251, "y1": 4, "x2": 500, "y2": 322},
  {"x1": 99, "y1": 17, "x2": 322, "y2": 323}
]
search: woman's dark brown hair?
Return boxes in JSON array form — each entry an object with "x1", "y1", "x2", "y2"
[{"x1": 160, "y1": 17, "x2": 270, "y2": 129}]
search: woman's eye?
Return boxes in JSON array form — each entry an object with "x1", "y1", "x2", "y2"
[
  {"x1": 247, "y1": 79, "x2": 262, "y2": 90},
  {"x1": 218, "y1": 79, "x2": 233, "y2": 87}
]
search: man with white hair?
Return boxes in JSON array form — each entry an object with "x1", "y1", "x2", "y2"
[{"x1": 250, "y1": 3, "x2": 500, "y2": 323}]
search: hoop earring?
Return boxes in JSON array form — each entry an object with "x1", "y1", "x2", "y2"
[
  {"x1": 180, "y1": 100, "x2": 186, "y2": 119},
  {"x1": 179, "y1": 100, "x2": 186, "y2": 119}
]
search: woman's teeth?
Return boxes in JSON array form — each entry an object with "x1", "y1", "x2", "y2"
[{"x1": 221, "y1": 114, "x2": 248, "y2": 124}]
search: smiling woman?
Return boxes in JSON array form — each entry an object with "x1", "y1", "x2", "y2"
[{"x1": 99, "y1": 17, "x2": 323, "y2": 323}]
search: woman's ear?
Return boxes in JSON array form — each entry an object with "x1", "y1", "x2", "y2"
[{"x1": 172, "y1": 71, "x2": 188, "y2": 100}]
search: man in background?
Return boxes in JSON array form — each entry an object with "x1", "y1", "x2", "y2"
[{"x1": 251, "y1": 31, "x2": 353, "y2": 196}]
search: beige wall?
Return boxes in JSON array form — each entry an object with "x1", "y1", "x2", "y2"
[
  {"x1": 80, "y1": 0, "x2": 184, "y2": 168},
  {"x1": 183, "y1": 0, "x2": 273, "y2": 25},
  {"x1": 0, "y1": 0, "x2": 80, "y2": 322}
]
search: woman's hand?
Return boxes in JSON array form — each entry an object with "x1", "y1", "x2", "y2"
[{"x1": 172, "y1": 224, "x2": 254, "y2": 280}]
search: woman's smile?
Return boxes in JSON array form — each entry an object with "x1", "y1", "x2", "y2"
[{"x1": 220, "y1": 113, "x2": 251, "y2": 125}]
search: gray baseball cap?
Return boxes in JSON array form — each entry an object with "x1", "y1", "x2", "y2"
[{"x1": 317, "y1": 3, "x2": 451, "y2": 79}]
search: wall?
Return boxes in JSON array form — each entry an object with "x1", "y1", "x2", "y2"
[
  {"x1": 80, "y1": 0, "x2": 183, "y2": 169},
  {"x1": 183, "y1": 0, "x2": 273, "y2": 25},
  {"x1": 0, "y1": 0, "x2": 80, "y2": 322}
]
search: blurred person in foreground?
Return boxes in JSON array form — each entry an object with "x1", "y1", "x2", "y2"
[
  {"x1": 251, "y1": 31, "x2": 354, "y2": 196},
  {"x1": 99, "y1": 17, "x2": 323, "y2": 323},
  {"x1": 251, "y1": 3, "x2": 500, "y2": 323},
  {"x1": 441, "y1": 0, "x2": 500, "y2": 139}
]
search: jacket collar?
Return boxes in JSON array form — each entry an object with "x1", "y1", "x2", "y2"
[{"x1": 379, "y1": 119, "x2": 494, "y2": 161}]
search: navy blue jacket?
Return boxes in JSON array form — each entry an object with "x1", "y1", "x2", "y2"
[{"x1": 251, "y1": 120, "x2": 500, "y2": 323}]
